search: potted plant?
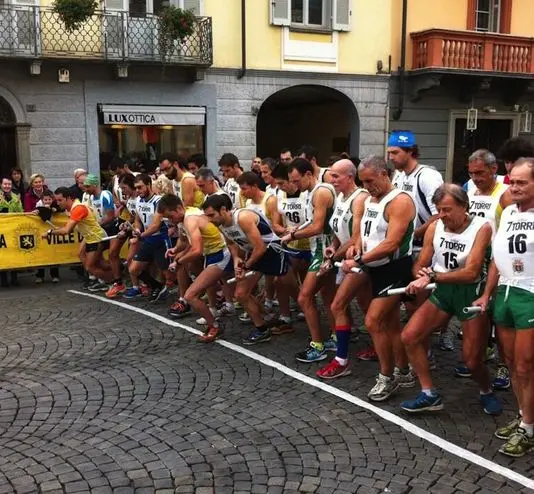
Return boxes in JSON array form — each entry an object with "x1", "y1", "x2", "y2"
[
  {"x1": 53, "y1": 0, "x2": 98, "y2": 33},
  {"x1": 158, "y1": 5, "x2": 195, "y2": 62}
]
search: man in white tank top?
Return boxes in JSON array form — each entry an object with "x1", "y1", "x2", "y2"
[
  {"x1": 473, "y1": 158, "x2": 534, "y2": 458},
  {"x1": 297, "y1": 144, "x2": 332, "y2": 183},
  {"x1": 314, "y1": 159, "x2": 371, "y2": 379},
  {"x1": 219, "y1": 153, "x2": 246, "y2": 210},
  {"x1": 343, "y1": 155, "x2": 416, "y2": 402},
  {"x1": 399, "y1": 184, "x2": 500, "y2": 416},
  {"x1": 281, "y1": 158, "x2": 337, "y2": 364}
]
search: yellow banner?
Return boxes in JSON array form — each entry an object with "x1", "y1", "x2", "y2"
[{"x1": 0, "y1": 213, "x2": 83, "y2": 269}]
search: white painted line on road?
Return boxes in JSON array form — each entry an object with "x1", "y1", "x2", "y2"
[{"x1": 69, "y1": 290, "x2": 534, "y2": 490}]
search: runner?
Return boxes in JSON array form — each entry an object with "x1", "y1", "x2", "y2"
[
  {"x1": 344, "y1": 155, "x2": 416, "y2": 401},
  {"x1": 124, "y1": 174, "x2": 171, "y2": 303},
  {"x1": 400, "y1": 184, "x2": 501, "y2": 415},
  {"x1": 159, "y1": 153, "x2": 205, "y2": 208},
  {"x1": 44, "y1": 187, "x2": 111, "y2": 284},
  {"x1": 270, "y1": 164, "x2": 311, "y2": 282},
  {"x1": 315, "y1": 159, "x2": 370, "y2": 379},
  {"x1": 219, "y1": 153, "x2": 246, "y2": 209},
  {"x1": 260, "y1": 158, "x2": 280, "y2": 197},
  {"x1": 297, "y1": 144, "x2": 331, "y2": 183},
  {"x1": 195, "y1": 168, "x2": 226, "y2": 197},
  {"x1": 473, "y1": 157, "x2": 534, "y2": 457},
  {"x1": 157, "y1": 194, "x2": 233, "y2": 343},
  {"x1": 281, "y1": 158, "x2": 337, "y2": 363},
  {"x1": 202, "y1": 193, "x2": 291, "y2": 345},
  {"x1": 466, "y1": 148, "x2": 512, "y2": 388}
]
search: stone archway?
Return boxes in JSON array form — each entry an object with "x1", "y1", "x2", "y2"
[{"x1": 256, "y1": 84, "x2": 360, "y2": 163}]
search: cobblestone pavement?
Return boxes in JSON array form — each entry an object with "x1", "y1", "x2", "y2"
[{"x1": 0, "y1": 274, "x2": 533, "y2": 493}]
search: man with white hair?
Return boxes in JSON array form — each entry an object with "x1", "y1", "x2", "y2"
[{"x1": 69, "y1": 168, "x2": 87, "y2": 201}]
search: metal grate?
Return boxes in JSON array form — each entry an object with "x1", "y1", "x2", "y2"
[{"x1": 0, "y1": 6, "x2": 212, "y2": 66}]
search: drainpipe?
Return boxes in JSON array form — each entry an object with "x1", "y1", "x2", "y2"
[
  {"x1": 392, "y1": 0, "x2": 408, "y2": 120},
  {"x1": 237, "y1": 0, "x2": 246, "y2": 79}
]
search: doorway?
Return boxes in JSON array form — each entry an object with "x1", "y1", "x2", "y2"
[
  {"x1": 446, "y1": 111, "x2": 519, "y2": 184},
  {"x1": 0, "y1": 95, "x2": 17, "y2": 178}
]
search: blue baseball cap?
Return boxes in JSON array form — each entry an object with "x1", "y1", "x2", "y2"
[{"x1": 388, "y1": 130, "x2": 416, "y2": 147}]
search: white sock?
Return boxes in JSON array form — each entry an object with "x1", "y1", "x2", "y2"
[
  {"x1": 520, "y1": 421, "x2": 534, "y2": 437},
  {"x1": 280, "y1": 315, "x2": 291, "y2": 324},
  {"x1": 479, "y1": 389, "x2": 493, "y2": 396},
  {"x1": 224, "y1": 302, "x2": 234, "y2": 311},
  {"x1": 422, "y1": 388, "x2": 436, "y2": 397},
  {"x1": 89, "y1": 275, "x2": 96, "y2": 281},
  {"x1": 335, "y1": 357, "x2": 348, "y2": 366}
]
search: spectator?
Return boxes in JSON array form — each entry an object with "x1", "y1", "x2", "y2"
[
  {"x1": 0, "y1": 177, "x2": 23, "y2": 287},
  {"x1": 10, "y1": 167, "x2": 27, "y2": 197},
  {"x1": 34, "y1": 190, "x2": 61, "y2": 284},
  {"x1": 69, "y1": 168, "x2": 87, "y2": 201},
  {"x1": 24, "y1": 173, "x2": 48, "y2": 212},
  {"x1": 280, "y1": 148, "x2": 292, "y2": 165}
]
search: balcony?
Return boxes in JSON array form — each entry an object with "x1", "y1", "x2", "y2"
[
  {"x1": 411, "y1": 29, "x2": 534, "y2": 75},
  {"x1": 0, "y1": 5, "x2": 212, "y2": 67}
]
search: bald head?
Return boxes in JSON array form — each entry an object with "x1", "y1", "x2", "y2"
[{"x1": 331, "y1": 159, "x2": 357, "y2": 178}]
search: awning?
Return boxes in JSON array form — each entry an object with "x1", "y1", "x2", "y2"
[{"x1": 100, "y1": 105, "x2": 206, "y2": 126}]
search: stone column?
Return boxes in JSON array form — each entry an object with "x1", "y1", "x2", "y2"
[{"x1": 15, "y1": 123, "x2": 31, "y2": 178}]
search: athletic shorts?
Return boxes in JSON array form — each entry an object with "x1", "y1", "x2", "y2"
[
  {"x1": 85, "y1": 241, "x2": 103, "y2": 253},
  {"x1": 134, "y1": 236, "x2": 169, "y2": 269},
  {"x1": 492, "y1": 285, "x2": 534, "y2": 330},
  {"x1": 103, "y1": 220, "x2": 120, "y2": 237},
  {"x1": 429, "y1": 282, "x2": 483, "y2": 321},
  {"x1": 204, "y1": 248, "x2": 234, "y2": 273},
  {"x1": 367, "y1": 256, "x2": 413, "y2": 298},
  {"x1": 250, "y1": 244, "x2": 289, "y2": 277},
  {"x1": 308, "y1": 236, "x2": 333, "y2": 272},
  {"x1": 289, "y1": 249, "x2": 312, "y2": 262}
]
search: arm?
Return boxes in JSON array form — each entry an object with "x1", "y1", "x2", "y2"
[
  {"x1": 45, "y1": 219, "x2": 78, "y2": 236},
  {"x1": 177, "y1": 217, "x2": 204, "y2": 264},
  {"x1": 433, "y1": 223, "x2": 492, "y2": 284},
  {"x1": 412, "y1": 221, "x2": 437, "y2": 276},
  {"x1": 293, "y1": 188, "x2": 334, "y2": 240},
  {"x1": 267, "y1": 196, "x2": 285, "y2": 235},
  {"x1": 414, "y1": 170, "x2": 443, "y2": 241},
  {"x1": 239, "y1": 211, "x2": 267, "y2": 268},
  {"x1": 415, "y1": 214, "x2": 439, "y2": 241},
  {"x1": 360, "y1": 194, "x2": 416, "y2": 265},
  {"x1": 472, "y1": 259, "x2": 500, "y2": 312},
  {"x1": 181, "y1": 177, "x2": 197, "y2": 207}
]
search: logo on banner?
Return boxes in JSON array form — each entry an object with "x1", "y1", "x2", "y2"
[{"x1": 15, "y1": 224, "x2": 39, "y2": 253}]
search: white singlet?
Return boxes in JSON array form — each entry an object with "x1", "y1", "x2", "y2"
[
  {"x1": 361, "y1": 188, "x2": 415, "y2": 267},
  {"x1": 91, "y1": 190, "x2": 114, "y2": 222},
  {"x1": 433, "y1": 215, "x2": 489, "y2": 279},
  {"x1": 219, "y1": 208, "x2": 278, "y2": 252},
  {"x1": 329, "y1": 188, "x2": 365, "y2": 246},
  {"x1": 493, "y1": 204, "x2": 534, "y2": 293},
  {"x1": 303, "y1": 182, "x2": 336, "y2": 254},
  {"x1": 223, "y1": 178, "x2": 243, "y2": 209},
  {"x1": 135, "y1": 194, "x2": 163, "y2": 236}
]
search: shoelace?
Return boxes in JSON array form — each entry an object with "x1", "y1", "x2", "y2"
[
  {"x1": 496, "y1": 366, "x2": 509, "y2": 379},
  {"x1": 171, "y1": 301, "x2": 186, "y2": 311}
]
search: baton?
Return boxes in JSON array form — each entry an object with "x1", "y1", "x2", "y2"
[
  {"x1": 101, "y1": 234, "x2": 119, "y2": 241},
  {"x1": 227, "y1": 271, "x2": 256, "y2": 285},
  {"x1": 386, "y1": 283, "x2": 437, "y2": 296},
  {"x1": 334, "y1": 261, "x2": 361, "y2": 273},
  {"x1": 463, "y1": 306, "x2": 483, "y2": 315}
]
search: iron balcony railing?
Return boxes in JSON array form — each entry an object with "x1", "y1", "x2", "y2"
[{"x1": 0, "y1": 5, "x2": 213, "y2": 66}]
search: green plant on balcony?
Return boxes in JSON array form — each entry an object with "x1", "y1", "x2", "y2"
[
  {"x1": 158, "y1": 6, "x2": 195, "y2": 62},
  {"x1": 53, "y1": 0, "x2": 98, "y2": 33}
]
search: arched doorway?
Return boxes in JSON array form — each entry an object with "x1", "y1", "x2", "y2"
[
  {"x1": 256, "y1": 85, "x2": 359, "y2": 163},
  {"x1": 0, "y1": 96, "x2": 17, "y2": 179}
]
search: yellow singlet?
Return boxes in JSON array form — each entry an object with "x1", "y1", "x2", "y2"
[
  {"x1": 184, "y1": 207, "x2": 225, "y2": 255},
  {"x1": 180, "y1": 172, "x2": 205, "y2": 208},
  {"x1": 70, "y1": 200, "x2": 107, "y2": 244}
]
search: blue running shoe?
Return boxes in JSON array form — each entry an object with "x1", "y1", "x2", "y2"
[
  {"x1": 242, "y1": 328, "x2": 272, "y2": 345},
  {"x1": 295, "y1": 344, "x2": 327, "y2": 363},
  {"x1": 401, "y1": 392, "x2": 443, "y2": 413},
  {"x1": 493, "y1": 365, "x2": 511, "y2": 390},
  {"x1": 454, "y1": 365, "x2": 472, "y2": 378},
  {"x1": 123, "y1": 287, "x2": 142, "y2": 299},
  {"x1": 481, "y1": 392, "x2": 503, "y2": 415},
  {"x1": 324, "y1": 337, "x2": 337, "y2": 353}
]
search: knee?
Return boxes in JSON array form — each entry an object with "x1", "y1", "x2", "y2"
[
  {"x1": 184, "y1": 287, "x2": 200, "y2": 304},
  {"x1": 365, "y1": 312, "x2": 382, "y2": 333},
  {"x1": 330, "y1": 296, "x2": 345, "y2": 315},
  {"x1": 129, "y1": 262, "x2": 141, "y2": 276},
  {"x1": 298, "y1": 290, "x2": 312, "y2": 308},
  {"x1": 400, "y1": 327, "x2": 416, "y2": 348},
  {"x1": 515, "y1": 359, "x2": 534, "y2": 379},
  {"x1": 235, "y1": 287, "x2": 248, "y2": 302}
]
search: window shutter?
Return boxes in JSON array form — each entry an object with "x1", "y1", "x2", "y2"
[
  {"x1": 332, "y1": 0, "x2": 351, "y2": 31},
  {"x1": 270, "y1": 0, "x2": 290, "y2": 27},
  {"x1": 183, "y1": 0, "x2": 202, "y2": 15}
]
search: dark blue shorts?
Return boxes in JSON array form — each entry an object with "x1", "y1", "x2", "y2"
[
  {"x1": 134, "y1": 236, "x2": 169, "y2": 269},
  {"x1": 250, "y1": 245, "x2": 288, "y2": 277}
]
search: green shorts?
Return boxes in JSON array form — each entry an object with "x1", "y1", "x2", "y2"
[
  {"x1": 492, "y1": 285, "x2": 534, "y2": 330},
  {"x1": 428, "y1": 282, "x2": 483, "y2": 321}
]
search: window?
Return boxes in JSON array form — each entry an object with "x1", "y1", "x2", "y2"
[
  {"x1": 291, "y1": 0, "x2": 327, "y2": 28},
  {"x1": 475, "y1": 0, "x2": 501, "y2": 32},
  {"x1": 271, "y1": 0, "x2": 351, "y2": 32}
]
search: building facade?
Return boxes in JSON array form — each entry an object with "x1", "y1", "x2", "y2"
[
  {"x1": 0, "y1": 0, "x2": 392, "y2": 187},
  {"x1": 389, "y1": 0, "x2": 534, "y2": 183}
]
